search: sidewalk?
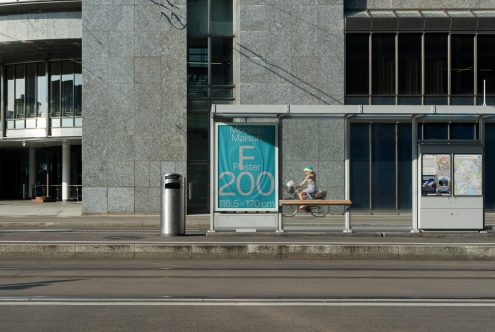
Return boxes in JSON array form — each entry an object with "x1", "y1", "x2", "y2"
[{"x1": 1, "y1": 200, "x2": 495, "y2": 260}]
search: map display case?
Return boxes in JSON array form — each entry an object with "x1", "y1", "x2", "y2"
[{"x1": 418, "y1": 144, "x2": 483, "y2": 230}]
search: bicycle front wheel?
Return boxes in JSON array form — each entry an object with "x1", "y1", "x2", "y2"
[
  {"x1": 310, "y1": 205, "x2": 329, "y2": 218},
  {"x1": 282, "y1": 204, "x2": 298, "y2": 217}
]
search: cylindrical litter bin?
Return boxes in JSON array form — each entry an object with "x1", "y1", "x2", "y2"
[{"x1": 160, "y1": 173, "x2": 185, "y2": 236}]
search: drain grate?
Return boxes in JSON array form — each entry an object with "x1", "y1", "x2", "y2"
[{"x1": 104, "y1": 235, "x2": 142, "y2": 240}]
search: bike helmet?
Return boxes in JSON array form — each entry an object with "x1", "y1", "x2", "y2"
[{"x1": 303, "y1": 166, "x2": 313, "y2": 172}]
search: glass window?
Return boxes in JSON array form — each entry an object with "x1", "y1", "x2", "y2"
[
  {"x1": 346, "y1": 34, "x2": 369, "y2": 96},
  {"x1": 26, "y1": 63, "x2": 36, "y2": 118},
  {"x1": 398, "y1": 124, "x2": 412, "y2": 210},
  {"x1": 211, "y1": 0, "x2": 233, "y2": 35},
  {"x1": 350, "y1": 124, "x2": 370, "y2": 209},
  {"x1": 372, "y1": 34, "x2": 395, "y2": 95},
  {"x1": 50, "y1": 62, "x2": 61, "y2": 117},
  {"x1": 477, "y1": 35, "x2": 495, "y2": 95},
  {"x1": 187, "y1": 0, "x2": 208, "y2": 35},
  {"x1": 188, "y1": 38, "x2": 208, "y2": 86},
  {"x1": 37, "y1": 63, "x2": 46, "y2": 116},
  {"x1": 423, "y1": 123, "x2": 448, "y2": 140},
  {"x1": 398, "y1": 34, "x2": 421, "y2": 95},
  {"x1": 450, "y1": 123, "x2": 475, "y2": 140},
  {"x1": 6, "y1": 66, "x2": 14, "y2": 120},
  {"x1": 61, "y1": 61, "x2": 74, "y2": 117},
  {"x1": 372, "y1": 124, "x2": 396, "y2": 209},
  {"x1": 211, "y1": 38, "x2": 232, "y2": 85},
  {"x1": 74, "y1": 62, "x2": 82, "y2": 117},
  {"x1": 425, "y1": 34, "x2": 448, "y2": 96},
  {"x1": 451, "y1": 35, "x2": 474, "y2": 95},
  {"x1": 15, "y1": 64, "x2": 25, "y2": 119}
]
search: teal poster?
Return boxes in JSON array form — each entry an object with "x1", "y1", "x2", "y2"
[{"x1": 217, "y1": 124, "x2": 277, "y2": 211}]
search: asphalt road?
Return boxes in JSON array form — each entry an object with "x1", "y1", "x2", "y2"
[{"x1": 0, "y1": 259, "x2": 495, "y2": 331}]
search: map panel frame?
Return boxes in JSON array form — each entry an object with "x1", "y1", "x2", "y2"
[{"x1": 453, "y1": 154, "x2": 483, "y2": 197}]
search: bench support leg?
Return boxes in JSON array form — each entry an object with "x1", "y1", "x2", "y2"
[
  {"x1": 343, "y1": 206, "x2": 352, "y2": 233},
  {"x1": 276, "y1": 212, "x2": 284, "y2": 233}
]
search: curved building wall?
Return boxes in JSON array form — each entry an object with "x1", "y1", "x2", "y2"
[
  {"x1": 0, "y1": 11, "x2": 81, "y2": 42},
  {"x1": 0, "y1": 3, "x2": 82, "y2": 201}
]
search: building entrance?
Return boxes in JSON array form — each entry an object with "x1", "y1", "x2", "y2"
[{"x1": 0, "y1": 148, "x2": 28, "y2": 200}]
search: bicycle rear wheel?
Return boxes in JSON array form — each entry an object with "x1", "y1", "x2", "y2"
[{"x1": 309, "y1": 205, "x2": 329, "y2": 218}]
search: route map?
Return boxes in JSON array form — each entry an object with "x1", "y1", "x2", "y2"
[{"x1": 454, "y1": 154, "x2": 482, "y2": 196}]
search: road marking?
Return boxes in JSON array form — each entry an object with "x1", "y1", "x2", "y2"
[
  {"x1": 0, "y1": 297, "x2": 495, "y2": 306},
  {"x1": 0, "y1": 241, "x2": 494, "y2": 246}
]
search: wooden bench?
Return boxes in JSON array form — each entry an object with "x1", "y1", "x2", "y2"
[{"x1": 279, "y1": 199, "x2": 352, "y2": 206}]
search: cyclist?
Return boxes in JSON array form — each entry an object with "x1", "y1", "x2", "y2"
[{"x1": 298, "y1": 166, "x2": 317, "y2": 210}]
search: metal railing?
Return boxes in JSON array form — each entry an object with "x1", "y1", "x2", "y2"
[{"x1": 31, "y1": 185, "x2": 82, "y2": 202}]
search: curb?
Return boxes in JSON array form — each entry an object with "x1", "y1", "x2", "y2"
[{"x1": 0, "y1": 243, "x2": 494, "y2": 260}]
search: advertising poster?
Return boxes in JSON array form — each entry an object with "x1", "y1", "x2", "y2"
[
  {"x1": 422, "y1": 175, "x2": 437, "y2": 195},
  {"x1": 454, "y1": 154, "x2": 482, "y2": 196},
  {"x1": 216, "y1": 124, "x2": 278, "y2": 211},
  {"x1": 422, "y1": 154, "x2": 451, "y2": 195}
]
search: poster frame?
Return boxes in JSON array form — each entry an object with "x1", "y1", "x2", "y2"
[
  {"x1": 214, "y1": 122, "x2": 279, "y2": 212},
  {"x1": 453, "y1": 153, "x2": 483, "y2": 197},
  {"x1": 421, "y1": 153, "x2": 452, "y2": 196}
]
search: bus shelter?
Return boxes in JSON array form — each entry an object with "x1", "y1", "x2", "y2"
[{"x1": 209, "y1": 104, "x2": 494, "y2": 233}]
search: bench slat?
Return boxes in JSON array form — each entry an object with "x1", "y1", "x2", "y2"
[{"x1": 279, "y1": 200, "x2": 352, "y2": 206}]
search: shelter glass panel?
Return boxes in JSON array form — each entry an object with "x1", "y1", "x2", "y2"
[
  {"x1": 371, "y1": 124, "x2": 396, "y2": 209},
  {"x1": 423, "y1": 123, "x2": 448, "y2": 140},
  {"x1": 350, "y1": 124, "x2": 370, "y2": 209},
  {"x1": 398, "y1": 124, "x2": 412, "y2": 210},
  {"x1": 485, "y1": 123, "x2": 495, "y2": 209},
  {"x1": 451, "y1": 123, "x2": 476, "y2": 140}
]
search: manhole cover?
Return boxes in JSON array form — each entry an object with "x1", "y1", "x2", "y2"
[{"x1": 105, "y1": 235, "x2": 142, "y2": 240}]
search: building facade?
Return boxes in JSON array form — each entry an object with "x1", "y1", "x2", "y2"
[{"x1": 1, "y1": 0, "x2": 495, "y2": 217}]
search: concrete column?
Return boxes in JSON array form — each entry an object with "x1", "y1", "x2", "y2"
[
  {"x1": 62, "y1": 141, "x2": 71, "y2": 201},
  {"x1": 28, "y1": 148, "x2": 36, "y2": 198}
]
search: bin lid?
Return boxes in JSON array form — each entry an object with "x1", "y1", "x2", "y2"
[{"x1": 164, "y1": 173, "x2": 182, "y2": 180}]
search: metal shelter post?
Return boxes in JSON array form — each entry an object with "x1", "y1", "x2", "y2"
[
  {"x1": 209, "y1": 106, "x2": 216, "y2": 233},
  {"x1": 344, "y1": 115, "x2": 352, "y2": 233},
  {"x1": 411, "y1": 115, "x2": 420, "y2": 233}
]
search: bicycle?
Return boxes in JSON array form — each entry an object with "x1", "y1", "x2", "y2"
[{"x1": 281, "y1": 181, "x2": 330, "y2": 218}]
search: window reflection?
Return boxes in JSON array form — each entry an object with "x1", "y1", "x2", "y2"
[
  {"x1": 3, "y1": 60, "x2": 81, "y2": 125},
  {"x1": 26, "y1": 63, "x2": 36, "y2": 118},
  {"x1": 15, "y1": 65, "x2": 25, "y2": 119},
  {"x1": 50, "y1": 62, "x2": 61, "y2": 118},
  {"x1": 62, "y1": 61, "x2": 74, "y2": 117},
  {"x1": 37, "y1": 63, "x2": 46, "y2": 116}
]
